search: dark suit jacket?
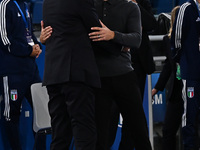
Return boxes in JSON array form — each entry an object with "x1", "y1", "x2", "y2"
[
  {"x1": 154, "y1": 36, "x2": 174, "y2": 90},
  {"x1": 154, "y1": 36, "x2": 182, "y2": 101},
  {"x1": 42, "y1": 0, "x2": 102, "y2": 87},
  {"x1": 131, "y1": 0, "x2": 156, "y2": 74}
]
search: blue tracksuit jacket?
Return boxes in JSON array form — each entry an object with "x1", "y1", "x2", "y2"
[
  {"x1": 171, "y1": 0, "x2": 200, "y2": 81},
  {"x1": 0, "y1": 0, "x2": 40, "y2": 76}
]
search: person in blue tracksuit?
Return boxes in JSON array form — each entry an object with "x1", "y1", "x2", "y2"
[
  {"x1": 171, "y1": 0, "x2": 200, "y2": 149},
  {"x1": 0, "y1": 0, "x2": 44, "y2": 149}
]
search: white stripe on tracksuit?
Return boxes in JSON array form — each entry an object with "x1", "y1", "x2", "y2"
[
  {"x1": 0, "y1": 0, "x2": 11, "y2": 47},
  {"x1": 182, "y1": 79, "x2": 187, "y2": 127},
  {"x1": 175, "y1": 4, "x2": 190, "y2": 128},
  {"x1": 0, "y1": 0, "x2": 11, "y2": 121},
  {"x1": 3, "y1": 76, "x2": 10, "y2": 121},
  {"x1": 175, "y1": 2, "x2": 191, "y2": 49}
]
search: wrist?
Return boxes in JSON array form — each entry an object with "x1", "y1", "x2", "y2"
[
  {"x1": 40, "y1": 37, "x2": 45, "y2": 44},
  {"x1": 111, "y1": 31, "x2": 115, "y2": 40}
]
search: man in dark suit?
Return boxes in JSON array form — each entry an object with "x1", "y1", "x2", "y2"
[{"x1": 42, "y1": 0, "x2": 120, "y2": 149}]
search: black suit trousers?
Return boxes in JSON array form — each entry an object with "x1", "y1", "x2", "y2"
[
  {"x1": 95, "y1": 71, "x2": 152, "y2": 150},
  {"x1": 117, "y1": 63, "x2": 147, "y2": 150},
  {"x1": 46, "y1": 82, "x2": 97, "y2": 150}
]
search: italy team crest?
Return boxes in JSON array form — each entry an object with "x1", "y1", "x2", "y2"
[
  {"x1": 10, "y1": 90, "x2": 18, "y2": 101},
  {"x1": 187, "y1": 87, "x2": 194, "y2": 98}
]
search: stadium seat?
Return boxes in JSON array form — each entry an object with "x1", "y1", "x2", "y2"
[{"x1": 31, "y1": 83, "x2": 51, "y2": 150}]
